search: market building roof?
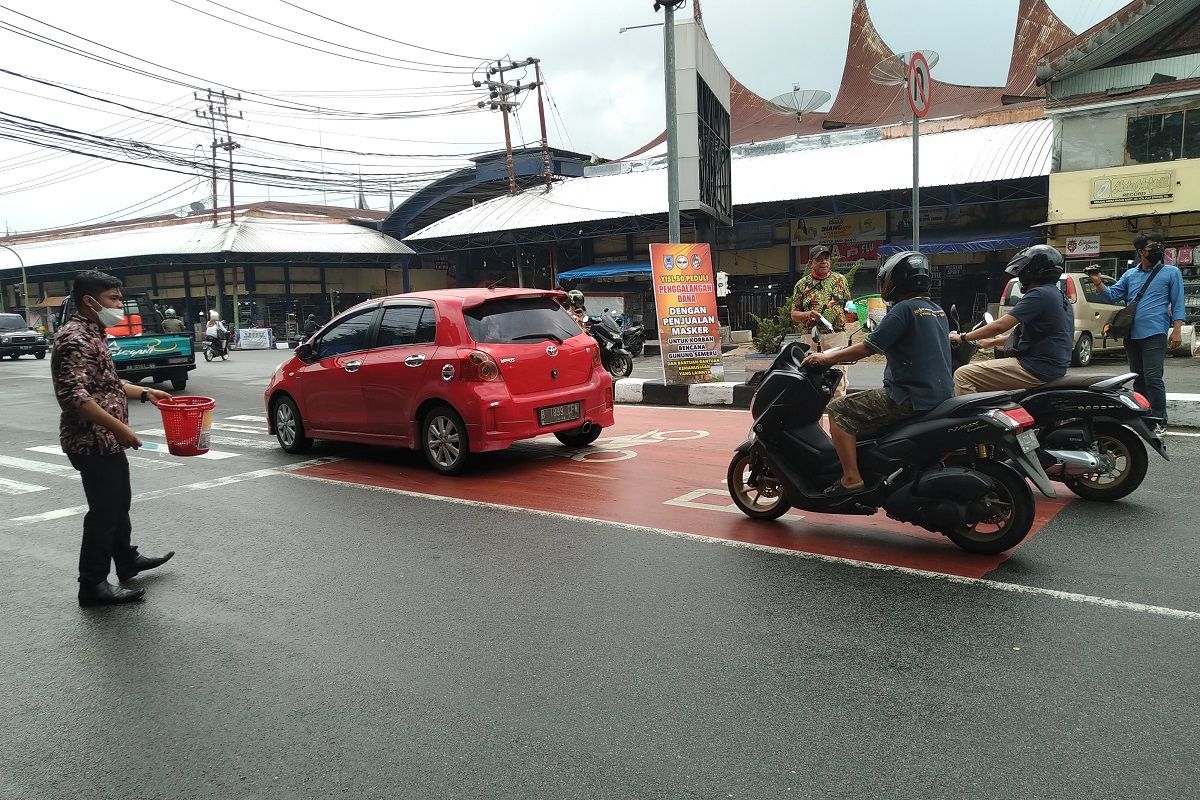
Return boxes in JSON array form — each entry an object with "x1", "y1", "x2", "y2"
[
  {"x1": 622, "y1": 0, "x2": 1075, "y2": 159},
  {"x1": 406, "y1": 118, "x2": 1053, "y2": 243},
  {"x1": 0, "y1": 203, "x2": 411, "y2": 273}
]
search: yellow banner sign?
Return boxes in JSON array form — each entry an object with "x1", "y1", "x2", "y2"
[
  {"x1": 649, "y1": 243, "x2": 725, "y2": 385},
  {"x1": 1090, "y1": 171, "x2": 1174, "y2": 206}
]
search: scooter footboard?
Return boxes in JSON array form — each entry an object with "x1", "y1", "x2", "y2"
[{"x1": 884, "y1": 467, "x2": 995, "y2": 534}]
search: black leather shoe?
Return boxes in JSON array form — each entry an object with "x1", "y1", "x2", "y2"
[
  {"x1": 78, "y1": 581, "x2": 146, "y2": 607},
  {"x1": 118, "y1": 551, "x2": 175, "y2": 581}
]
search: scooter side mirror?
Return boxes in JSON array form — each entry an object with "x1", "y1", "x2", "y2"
[
  {"x1": 950, "y1": 304, "x2": 960, "y2": 326},
  {"x1": 983, "y1": 312, "x2": 995, "y2": 325}
]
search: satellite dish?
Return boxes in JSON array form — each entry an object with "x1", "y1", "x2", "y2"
[
  {"x1": 869, "y1": 50, "x2": 940, "y2": 86},
  {"x1": 766, "y1": 86, "x2": 831, "y2": 119},
  {"x1": 190, "y1": 201, "x2": 206, "y2": 213}
]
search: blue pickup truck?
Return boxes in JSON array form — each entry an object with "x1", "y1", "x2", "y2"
[{"x1": 58, "y1": 293, "x2": 196, "y2": 390}]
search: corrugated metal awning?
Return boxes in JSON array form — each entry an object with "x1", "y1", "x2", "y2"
[
  {"x1": 878, "y1": 230, "x2": 1042, "y2": 256},
  {"x1": 408, "y1": 120, "x2": 1053, "y2": 243},
  {"x1": 557, "y1": 262, "x2": 652, "y2": 279}
]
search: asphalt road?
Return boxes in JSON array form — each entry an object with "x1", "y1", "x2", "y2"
[{"x1": 1, "y1": 350, "x2": 1197, "y2": 800}]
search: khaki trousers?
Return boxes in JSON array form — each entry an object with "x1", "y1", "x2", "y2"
[
  {"x1": 954, "y1": 357, "x2": 1044, "y2": 396},
  {"x1": 800, "y1": 330, "x2": 850, "y2": 397}
]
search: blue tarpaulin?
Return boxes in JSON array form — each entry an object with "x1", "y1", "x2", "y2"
[
  {"x1": 556, "y1": 261, "x2": 652, "y2": 280},
  {"x1": 877, "y1": 230, "x2": 1041, "y2": 257}
]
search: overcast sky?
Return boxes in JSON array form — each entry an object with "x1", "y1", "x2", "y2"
[{"x1": 0, "y1": 0, "x2": 1128, "y2": 236}]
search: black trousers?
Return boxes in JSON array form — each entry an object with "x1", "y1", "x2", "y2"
[{"x1": 67, "y1": 451, "x2": 139, "y2": 585}]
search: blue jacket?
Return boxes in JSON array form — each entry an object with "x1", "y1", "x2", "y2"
[{"x1": 1093, "y1": 261, "x2": 1186, "y2": 340}]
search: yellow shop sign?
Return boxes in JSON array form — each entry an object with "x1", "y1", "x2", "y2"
[{"x1": 1090, "y1": 171, "x2": 1174, "y2": 206}]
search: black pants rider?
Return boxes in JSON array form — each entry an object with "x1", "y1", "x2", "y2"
[{"x1": 67, "y1": 451, "x2": 140, "y2": 584}]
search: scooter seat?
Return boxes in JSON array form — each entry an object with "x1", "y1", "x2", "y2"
[
  {"x1": 853, "y1": 391, "x2": 1010, "y2": 440},
  {"x1": 1023, "y1": 373, "x2": 1119, "y2": 392}
]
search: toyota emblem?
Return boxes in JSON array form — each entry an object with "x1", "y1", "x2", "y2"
[{"x1": 546, "y1": 344, "x2": 559, "y2": 356}]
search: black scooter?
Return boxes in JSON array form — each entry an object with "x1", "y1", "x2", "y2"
[
  {"x1": 729, "y1": 338, "x2": 1056, "y2": 554},
  {"x1": 951, "y1": 308, "x2": 1167, "y2": 502},
  {"x1": 587, "y1": 311, "x2": 634, "y2": 379},
  {"x1": 617, "y1": 314, "x2": 646, "y2": 358}
]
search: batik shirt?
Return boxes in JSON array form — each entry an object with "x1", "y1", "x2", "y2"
[
  {"x1": 792, "y1": 271, "x2": 851, "y2": 332},
  {"x1": 51, "y1": 314, "x2": 127, "y2": 455}
]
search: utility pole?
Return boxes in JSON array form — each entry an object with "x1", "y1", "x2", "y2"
[
  {"x1": 196, "y1": 89, "x2": 242, "y2": 226},
  {"x1": 533, "y1": 60, "x2": 553, "y2": 193},
  {"x1": 655, "y1": 1, "x2": 685, "y2": 244},
  {"x1": 476, "y1": 58, "x2": 542, "y2": 195}
]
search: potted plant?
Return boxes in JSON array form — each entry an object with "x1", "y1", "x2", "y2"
[{"x1": 745, "y1": 303, "x2": 795, "y2": 381}]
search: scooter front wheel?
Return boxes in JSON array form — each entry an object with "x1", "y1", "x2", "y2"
[
  {"x1": 727, "y1": 450, "x2": 791, "y2": 520},
  {"x1": 203, "y1": 347, "x2": 213, "y2": 362},
  {"x1": 606, "y1": 351, "x2": 633, "y2": 379}
]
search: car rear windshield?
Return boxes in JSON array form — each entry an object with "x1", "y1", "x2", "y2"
[
  {"x1": 465, "y1": 297, "x2": 580, "y2": 344},
  {"x1": 1002, "y1": 277, "x2": 1066, "y2": 305},
  {"x1": 0, "y1": 314, "x2": 28, "y2": 331}
]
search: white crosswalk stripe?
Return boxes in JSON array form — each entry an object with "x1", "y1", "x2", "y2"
[
  {"x1": 0, "y1": 454, "x2": 79, "y2": 479},
  {"x1": 135, "y1": 441, "x2": 240, "y2": 460},
  {"x1": 208, "y1": 422, "x2": 268, "y2": 435},
  {"x1": 136, "y1": 430, "x2": 279, "y2": 450},
  {"x1": 226, "y1": 415, "x2": 267, "y2": 423},
  {"x1": 0, "y1": 476, "x2": 48, "y2": 495},
  {"x1": 26, "y1": 445, "x2": 181, "y2": 470}
]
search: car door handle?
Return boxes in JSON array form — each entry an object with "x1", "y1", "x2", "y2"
[
  {"x1": 344, "y1": 360, "x2": 362, "y2": 373},
  {"x1": 405, "y1": 354, "x2": 426, "y2": 367}
]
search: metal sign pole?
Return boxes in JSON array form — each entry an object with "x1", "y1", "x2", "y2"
[
  {"x1": 912, "y1": 112, "x2": 920, "y2": 252},
  {"x1": 663, "y1": 3, "x2": 681, "y2": 244}
]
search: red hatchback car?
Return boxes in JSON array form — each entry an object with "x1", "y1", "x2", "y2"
[{"x1": 265, "y1": 288, "x2": 615, "y2": 474}]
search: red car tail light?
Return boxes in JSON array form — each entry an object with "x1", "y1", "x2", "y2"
[
  {"x1": 1064, "y1": 277, "x2": 1077, "y2": 304},
  {"x1": 591, "y1": 345, "x2": 601, "y2": 369},
  {"x1": 458, "y1": 349, "x2": 502, "y2": 382}
]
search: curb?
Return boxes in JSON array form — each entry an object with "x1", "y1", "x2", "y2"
[{"x1": 614, "y1": 378, "x2": 1200, "y2": 428}]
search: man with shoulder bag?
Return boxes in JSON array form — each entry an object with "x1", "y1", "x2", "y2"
[{"x1": 1088, "y1": 232, "x2": 1186, "y2": 430}]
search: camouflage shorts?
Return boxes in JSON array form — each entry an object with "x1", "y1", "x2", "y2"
[{"x1": 826, "y1": 388, "x2": 917, "y2": 434}]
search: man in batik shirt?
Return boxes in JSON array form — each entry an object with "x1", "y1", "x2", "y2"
[
  {"x1": 52, "y1": 270, "x2": 174, "y2": 607},
  {"x1": 791, "y1": 244, "x2": 853, "y2": 394}
]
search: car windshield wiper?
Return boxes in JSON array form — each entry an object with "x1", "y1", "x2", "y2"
[{"x1": 510, "y1": 333, "x2": 563, "y2": 343}]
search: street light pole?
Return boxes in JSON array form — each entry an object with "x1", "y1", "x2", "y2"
[
  {"x1": 655, "y1": 0, "x2": 685, "y2": 244},
  {"x1": 0, "y1": 243, "x2": 30, "y2": 325}
]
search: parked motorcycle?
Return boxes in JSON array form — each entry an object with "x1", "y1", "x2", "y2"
[
  {"x1": 615, "y1": 314, "x2": 646, "y2": 358},
  {"x1": 588, "y1": 311, "x2": 634, "y2": 379},
  {"x1": 728, "y1": 338, "x2": 1055, "y2": 554},
  {"x1": 950, "y1": 307, "x2": 1167, "y2": 502}
]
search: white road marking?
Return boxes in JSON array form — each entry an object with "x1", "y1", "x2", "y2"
[
  {"x1": 0, "y1": 454, "x2": 78, "y2": 478},
  {"x1": 136, "y1": 430, "x2": 278, "y2": 450},
  {"x1": 1162, "y1": 430, "x2": 1200, "y2": 438},
  {"x1": 208, "y1": 422, "x2": 269, "y2": 435},
  {"x1": 286, "y1": 471, "x2": 1200, "y2": 622},
  {"x1": 4, "y1": 457, "x2": 339, "y2": 527},
  {"x1": 0, "y1": 476, "x2": 48, "y2": 495},
  {"x1": 134, "y1": 441, "x2": 238, "y2": 460},
  {"x1": 226, "y1": 415, "x2": 267, "y2": 423},
  {"x1": 664, "y1": 488, "x2": 804, "y2": 518},
  {"x1": 545, "y1": 468, "x2": 618, "y2": 480},
  {"x1": 26, "y1": 445, "x2": 180, "y2": 470}
]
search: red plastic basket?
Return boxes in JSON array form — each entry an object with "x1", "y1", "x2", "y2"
[{"x1": 157, "y1": 395, "x2": 216, "y2": 456}]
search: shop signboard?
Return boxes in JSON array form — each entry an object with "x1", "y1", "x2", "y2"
[
  {"x1": 1064, "y1": 235, "x2": 1101, "y2": 257},
  {"x1": 799, "y1": 241, "x2": 882, "y2": 262},
  {"x1": 236, "y1": 328, "x2": 273, "y2": 350},
  {"x1": 1090, "y1": 170, "x2": 1174, "y2": 206},
  {"x1": 649, "y1": 243, "x2": 725, "y2": 385},
  {"x1": 792, "y1": 213, "x2": 886, "y2": 245}
]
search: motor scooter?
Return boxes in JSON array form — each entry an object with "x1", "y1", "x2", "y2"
[
  {"x1": 950, "y1": 307, "x2": 1166, "y2": 502},
  {"x1": 729, "y1": 330, "x2": 1055, "y2": 554},
  {"x1": 587, "y1": 310, "x2": 634, "y2": 379}
]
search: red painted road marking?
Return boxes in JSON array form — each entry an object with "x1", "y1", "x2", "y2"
[{"x1": 294, "y1": 406, "x2": 1069, "y2": 579}]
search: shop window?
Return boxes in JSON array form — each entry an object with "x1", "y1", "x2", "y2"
[{"x1": 1125, "y1": 110, "x2": 1200, "y2": 164}]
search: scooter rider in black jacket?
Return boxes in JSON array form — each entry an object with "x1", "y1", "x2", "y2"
[
  {"x1": 950, "y1": 244, "x2": 1073, "y2": 395},
  {"x1": 802, "y1": 251, "x2": 953, "y2": 497}
]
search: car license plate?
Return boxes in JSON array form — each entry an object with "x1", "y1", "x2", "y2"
[
  {"x1": 538, "y1": 401, "x2": 581, "y2": 427},
  {"x1": 1017, "y1": 429, "x2": 1039, "y2": 454}
]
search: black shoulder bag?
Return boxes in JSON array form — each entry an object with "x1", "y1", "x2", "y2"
[{"x1": 1105, "y1": 263, "x2": 1164, "y2": 339}]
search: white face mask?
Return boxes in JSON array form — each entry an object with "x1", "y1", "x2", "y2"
[{"x1": 89, "y1": 299, "x2": 125, "y2": 328}]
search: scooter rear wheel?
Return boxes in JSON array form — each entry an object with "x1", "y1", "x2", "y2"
[
  {"x1": 1062, "y1": 423, "x2": 1148, "y2": 502},
  {"x1": 944, "y1": 459, "x2": 1035, "y2": 554},
  {"x1": 203, "y1": 347, "x2": 213, "y2": 362},
  {"x1": 727, "y1": 450, "x2": 791, "y2": 520}
]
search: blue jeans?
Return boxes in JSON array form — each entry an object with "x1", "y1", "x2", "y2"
[{"x1": 1125, "y1": 334, "x2": 1168, "y2": 424}]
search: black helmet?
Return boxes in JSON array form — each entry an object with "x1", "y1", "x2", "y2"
[
  {"x1": 1005, "y1": 244, "x2": 1063, "y2": 289},
  {"x1": 878, "y1": 251, "x2": 931, "y2": 302}
]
